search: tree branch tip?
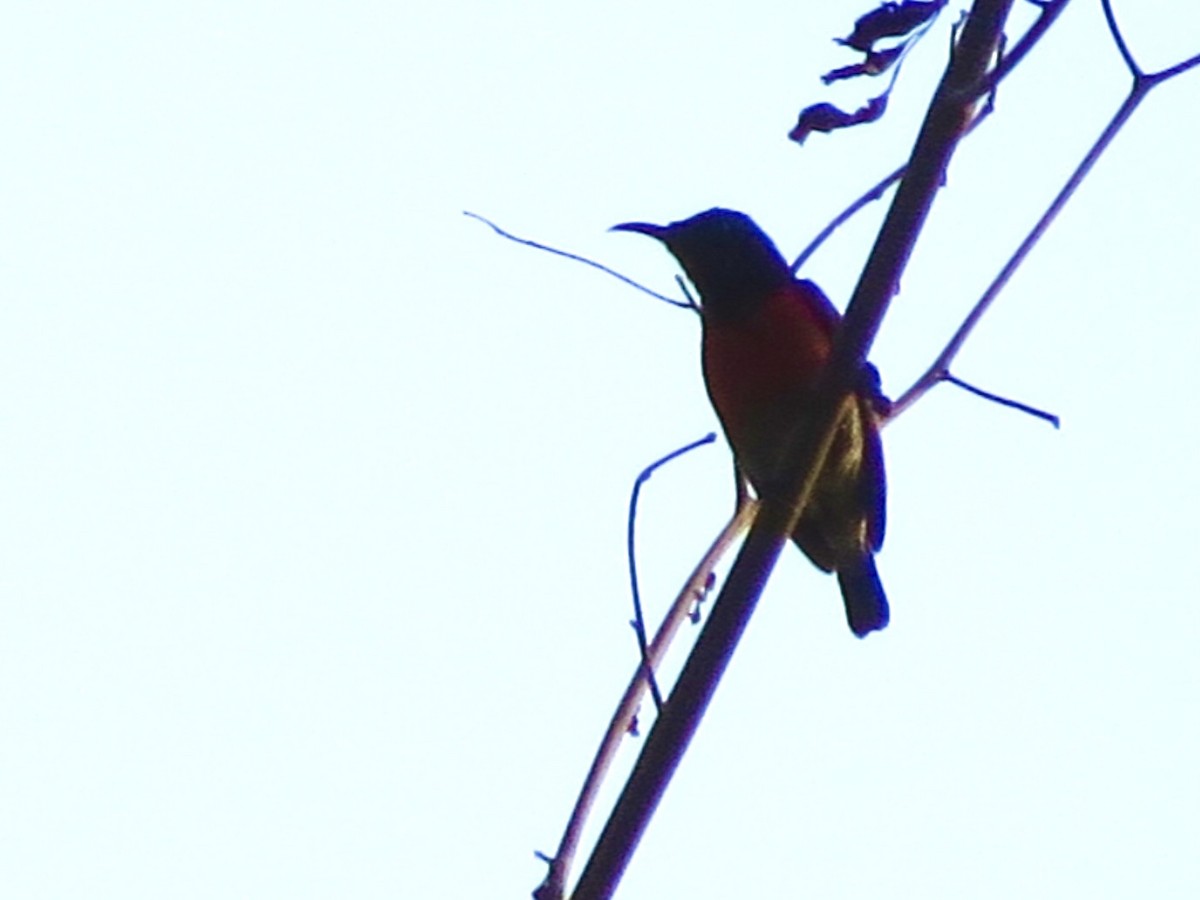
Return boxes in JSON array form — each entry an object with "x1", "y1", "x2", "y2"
[
  {"x1": 464, "y1": 210, "x2": 693, "y2": 310},
  {"x1": 944, "y1": 373, "x2": 1059, "y2": 428},
  {"x1": 1100, "y1": 0, "x2": 1142, "y2": 79}
]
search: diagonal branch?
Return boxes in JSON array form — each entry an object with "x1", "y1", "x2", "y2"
[
  {"x1": 568, "y1": 3, "x2": 1015, "y2": 898},
  {"x1": 791, "y1": 0, "x2": 1072, "y2": 274},
  {"x1": 892, "y1": 14, "x2": 1200, "y2": 417},
  {"x1": 533, "y1": 499, "x2": 757, "y2": 900}
]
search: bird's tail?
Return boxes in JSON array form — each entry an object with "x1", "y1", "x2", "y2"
[{"x1": 837, "y1": 554, "x2": 889, "y2": 638}]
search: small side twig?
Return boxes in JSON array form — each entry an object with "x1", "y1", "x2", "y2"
[
  {"x1": 943, "y1": 373, "x2": 1059, "y2": 427},
  {"x1": 891, "y1": 14, "x2": 1200, "y2": 418},
  {"x1": 1100, "y1": 0, "x2": 1139, "y2": 76},
  {"x1": 462, "y1": 211, "x2": 691, "y2": 309},
  {"x1": 791, "y1": 163, "x2": 905, "y2": 273},
  {"x1": 627, "y1": 434, "x2": 718, "y2": 714}
]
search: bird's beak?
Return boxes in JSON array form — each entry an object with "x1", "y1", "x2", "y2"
[{"x1": 610, "y1": 221, "x2": 668, "y2": 240}]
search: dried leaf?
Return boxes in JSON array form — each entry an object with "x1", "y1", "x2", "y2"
[
  {"x1": 837, "y1": 1, "x2": 946, "y2": 53},
  {"x1": 788, "y1": 94, "x2": 889, "y2": 144},
  {"x1": 822, "y1": 46, "x2": 905, "y2": 83}
]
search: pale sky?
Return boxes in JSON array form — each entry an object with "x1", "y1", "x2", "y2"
[{"x1": 2, "y1": 3, "x2": 1197, "y2": 898}]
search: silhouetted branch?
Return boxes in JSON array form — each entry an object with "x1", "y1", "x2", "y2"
[
  {"x1": 533, "y1": 499, "x2": 757, "y2": 900},
  {"x1": 944, "y1": 373, "x2": 1059, "y2": 427},
  {"x1": 569, "y1": 4, "x2": 1015, "y2": 898},
  {"x1": 792, "y1": 0, "x2": 1070, "y2": 273},
  {"x1": 892, "y1": 14, "x2": 1200, "y2": 417},
  {"x1": 627, "y1": 435, "x2": 718, "y2": 714}
]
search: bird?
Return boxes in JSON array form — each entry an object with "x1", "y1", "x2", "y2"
[{"x1": 613, "y1": 208, "x2": 889, "y2": 637}]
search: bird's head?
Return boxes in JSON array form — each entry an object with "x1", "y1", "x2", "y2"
[{"x1": 612, "y1": 208, "x2": 793, "y2": 321}]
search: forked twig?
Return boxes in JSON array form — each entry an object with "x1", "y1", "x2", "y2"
[
  {"x1": 891, "y1": 6, "x2": 1200, "y2": 417},
  {"x1": 627, "y1": 434, "x2": 718, "y2": 713}
]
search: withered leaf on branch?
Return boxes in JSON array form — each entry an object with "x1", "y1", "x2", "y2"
[
  {"x1": 822, "y1": 46, "x2": 904, "y2": 83},
  {"x1": 837, "y1": 0, "x2": 946, "y2": 53},
  {"x1": 788, "y1": 93, "x2": 888, "y2": 144}
]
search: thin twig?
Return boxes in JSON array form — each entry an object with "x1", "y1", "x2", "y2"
[
  {"x1": 462, "y1": 211, "x2": 691, "y2": 309},
  {"x1": 944, "y1": 373, "x2": 1059, "y2": 427},
  {"x1": 1100, "y1": 0, "x2": 1140, "y2": 77},
  {"x1": 983, "y1": 0, "x2": 1071, "y2": 88},
  {"x1": 1151, "y1": 51, "x2": 1200, "y2": 82},
  {"x1": 627, "y1": 434, "x2": 718, "y2": 714},
  {"x1": 1102, "y1": 1, "x2": 1200, "y2": 88},
  {"x1": 891, "y1": 32, "x2": 1200, "y2": 418},
  {"x1": 791, "y1": 164, "x2": 904, "y2": 272}
]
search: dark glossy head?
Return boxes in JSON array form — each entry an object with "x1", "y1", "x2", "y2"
[{"x1": 612, "y1": 209, "x2": 792, "y2": 321}]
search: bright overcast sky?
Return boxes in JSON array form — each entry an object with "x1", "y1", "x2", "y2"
[{"x1": 2, "y1": 2, "x2": 1198, "y2": 898}]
